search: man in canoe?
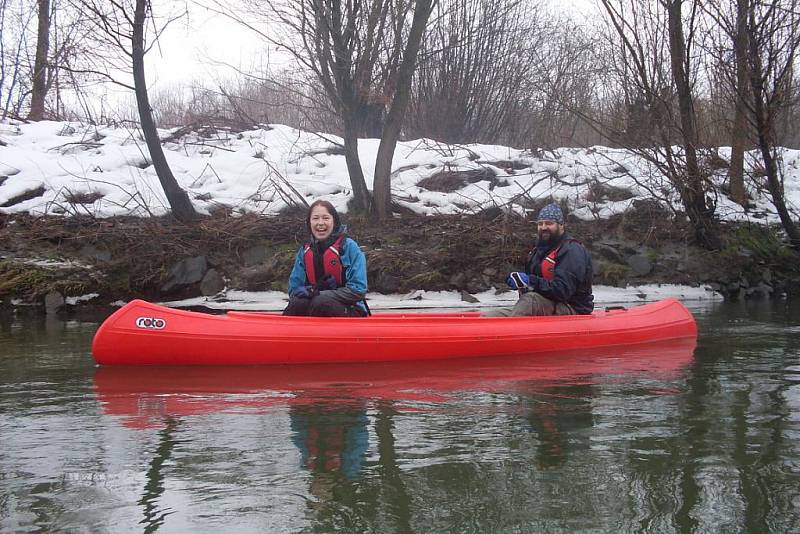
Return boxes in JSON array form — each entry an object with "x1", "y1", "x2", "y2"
[
  {"x1": 487, "y1": 202, "x2": 594, "y2": 316},
  {"x1": 283, "y1": 200, "x2": 369, "y2": 317}
]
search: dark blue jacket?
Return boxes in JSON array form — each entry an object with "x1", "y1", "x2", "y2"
[{"x1": 525, "y1": 233, "x2": 594, "y2": 314}]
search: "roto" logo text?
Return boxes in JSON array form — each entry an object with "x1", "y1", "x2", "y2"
[{"x1": 135, "y1": 317, "x2": 166, "y2": 329}]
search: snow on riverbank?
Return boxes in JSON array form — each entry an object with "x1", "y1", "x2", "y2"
[
  {"x1": 3, "y1": 120, "x2": 788, "y2": 308},
  {"x1": 1, "y1": 121, "x2": 797, "y2": 225},
  {"x1": 162, "y1": 283, "x2": 722, "y2": 312}
]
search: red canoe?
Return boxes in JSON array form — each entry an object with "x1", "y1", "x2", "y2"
[{"x1": 91, "y1": 298, "x2": 697, "y2": 366}]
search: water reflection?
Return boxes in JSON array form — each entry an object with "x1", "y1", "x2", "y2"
[
  {"x1": 523, "y1": 383, "x2": 596, "y2": 469},
  {"x1": 139, "y1": 418, "x2": 178, "y2": 533},
  {"x1": 92, "y1": 339, "x2": 696, "y2": 429},
  {"x1": 7, "y1": 301, "x2": 800, "y2": 531},
  {"x1": 88, "y1": 341, "x2": 698, "y2": 529},
  {"x1": 88, "y1": 341, "x2": 695, "y2": 530},
  {"x1": 289, "y1": 402, "x2": 369, "y2": 526}
]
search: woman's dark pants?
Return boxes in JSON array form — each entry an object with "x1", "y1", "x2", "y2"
[{"x1": 283, "y1": 293, "x2": 363, "y2": 317}]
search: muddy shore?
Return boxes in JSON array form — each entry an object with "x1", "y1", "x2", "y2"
[{"x1": 1, "y1": 204, "x2": 798, "y2": 317}]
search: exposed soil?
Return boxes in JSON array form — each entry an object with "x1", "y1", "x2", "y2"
[{"x1": 1, "y1": 202, "x2": 798, "y2": 315}]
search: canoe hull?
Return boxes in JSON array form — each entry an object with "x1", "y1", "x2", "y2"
[{"x1": 91, "y1": 298, "x2": 697, "y2": 366}]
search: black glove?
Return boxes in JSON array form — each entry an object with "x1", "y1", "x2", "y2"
[
  {"x1": 290, "y1": 285, "x2": 316, "y2": 299},
  {"x1": 319, "y1": 273, "x2": 338, "y2": 290}
]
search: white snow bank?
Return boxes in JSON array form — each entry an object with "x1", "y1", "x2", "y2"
[
  {"x1": 159, "y1": 284, "x2": 722, "y2": 312},
  {"x1": 1, "y1": 121, "x2": 797, "y2": 225}
]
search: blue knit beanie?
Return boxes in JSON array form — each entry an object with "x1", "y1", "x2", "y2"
[{"x1": 537, "y1": 203, "x2": 564, "y2": 224}]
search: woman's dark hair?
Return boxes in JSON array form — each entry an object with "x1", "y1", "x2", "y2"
[{"x1": 306, "y1": 199, "x2": 340, "y2": 233}]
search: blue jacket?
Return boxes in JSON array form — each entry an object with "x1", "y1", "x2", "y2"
[
  {"x1": 288, "y1": 235, "x2": 368, "y2": 313},
  {"x1": 525, "y1": 233, "x2": 594, "y2": 314}
]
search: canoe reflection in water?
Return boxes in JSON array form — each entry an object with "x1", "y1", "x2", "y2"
[
  {"x1": 94, "y1": 339, "x2": 696, "y2": 517},
  {"x1": 93, "y1": 338, "x2": 696, "y2": 431}
]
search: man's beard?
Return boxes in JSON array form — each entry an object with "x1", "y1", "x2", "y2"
[{"x1": 537, "y1": 228, "x2": 562, "y2": 246}]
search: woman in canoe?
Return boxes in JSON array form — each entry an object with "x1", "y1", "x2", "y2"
[{"x1": 283, "y1": 200, "x2": 369, "y2": 317}]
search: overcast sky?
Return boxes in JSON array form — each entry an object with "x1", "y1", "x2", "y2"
[{"x1": 146, "y1": 3, "x2": 269, "y2": 89}]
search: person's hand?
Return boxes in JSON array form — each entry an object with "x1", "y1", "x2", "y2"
[
  {"x1": 290, "y1": 285, "x2": 316, "y2": 299},
  {"x1": 506, "y1": 272, "x2": 530, "y2": 290},
  {"x1": 319, "y1": 273, "x2": 338, "y2": 290}
]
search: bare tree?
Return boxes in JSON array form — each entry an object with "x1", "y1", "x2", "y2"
[
  {"x1": 745, "y1": 0, "x2": 800, "y2": 246},
  {"x1": 701, "y1": 0, "x2": 751, "y2": 206},
  {"x1": 145, "y1": 71, "x2": 338, "y2": 135},
  {"x1": 2, "y1": 0, "x2": 95, "y2": 120},
  {"x1": 71, "y1": 0, "x2": 198, "y2": 222},
  {"x1": 525, "y1": 17, "x2": 604, "y2": 148},
  {"x1": 222, "y1": 0, "x2": 382, "y2": 213},
  {"x1": 597, "y1": 0, "x2": 720, "y2": 249},
  {"x1": 217, "y1": 0, "x2": 436, "y2": 217},
  {"x1": 728, "y1": 0, "x2": 750, "y2": 205},
  {"x1": 27, "y1": 0, "x2": 51, "y2": 120},
  {"x1": 372, "y1": 0, "x2": 435, "y2": 219},
  {"x1": 1, "y1": 0, "x2": 38, "y2": 118},
  {"x1": 131, "y1": 0, "x2": 196, "y2": 221},
  {"x1": 407, "y1": 0, "x2": 549, "y2": 145},
  {"x1": 48, "y1": 4, "x2": 113, "y2": 120},
  {"x1": 666, "y1": 0, "x2": 719, "y2": 249}
]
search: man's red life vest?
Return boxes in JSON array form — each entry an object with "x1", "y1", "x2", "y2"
[
  {"x1": 540, "y1": 245, "x2": 561, "y2": 281},
  {"x1": 534, "y1": 239, "x2": 582, "y2": 281},
  {"x1": 303, "y1": 235, "x2": 345, "y2": 287}
]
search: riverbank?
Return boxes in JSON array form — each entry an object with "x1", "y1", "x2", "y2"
[
  {"x1": 2, "y1": 120, "x2": 800, "y2": 314},
  {"x1": 1, "y1": 205, "x2": 797, "y2": 315}
]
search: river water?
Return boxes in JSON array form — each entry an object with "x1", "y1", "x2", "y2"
[{"x1": 1, "y1": 300, "x2": 798, "y2": 533}]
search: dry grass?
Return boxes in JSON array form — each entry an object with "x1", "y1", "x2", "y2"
[{"x1": 0, "y1": 203, "x2": 781, "y2": 304}]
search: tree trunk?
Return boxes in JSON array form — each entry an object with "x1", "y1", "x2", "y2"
[
  {"x1": 666, "y1": 0, "x2": 719, "y2": 249},
  {"x1": 373, "y1": 0, "x2": 434, "y2": 220},
  {"x1": 747, "y1": 15, "x2": 800, "y2": 248},
  {"x1": 342, "y1": 115, "x2": 372, "y2": 213},
  {"x1": 27, "y1": 0, "x2": 51, "y2": 121},
  {"x1": 728, "y1": 0, "x2": 749, "y2": 206},
  {"x1": 756, "y1": 140, "x2": 800, "y2": 247},
  {"x1": 132, "y1": 0, "x2": 197, "y2": 223}
]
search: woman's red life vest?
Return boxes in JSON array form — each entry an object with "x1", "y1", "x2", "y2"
[{"x1": 303, "y1": 235, "x2": 345, "y2": 287}]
